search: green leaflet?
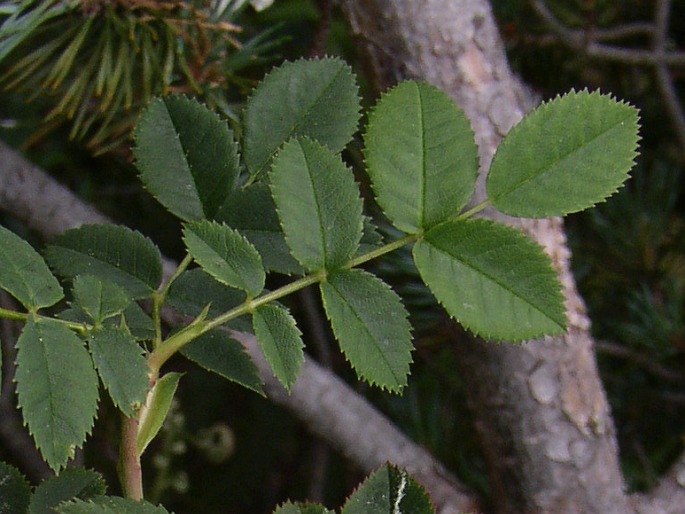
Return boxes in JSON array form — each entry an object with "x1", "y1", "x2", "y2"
[
  {"x1": 216, "y1": 183, "x2": 302, "y2": 275},
  {"x1": 252, "y1": 304, "x2": 304, "y2": 392},
  {"x1": 29, "y1": 469, "x2": 106, "y2": 514},
  {"x1": 15, "y1": 319, "x2": 99, "y2": 472},
  {"x1": 56, "y1": 497, "x2": 170, "y2": 514},
  {"x1": 88, "y1": 328, "x2": 150, "y2": 417},
  {"x1": 133, "y1": 95, "x2": 240, "y2": 221},
  {"x1": 0, "y1": 225, "x2": 63, "y2": 311},
  {"x1": 181, "y1": 330, "x2": 265, "y2": 396},
  {"x1": 341, "y1": 464, "x2": 434, "y2": 514},
  {"x1": 136, "y1": 372, "x2": 182, "y2": 456},
  {"x1": 0, "y1": 461, "x2": 31, "y2": 514},
  {"x1": 270, "y1": 138, "x2": 364, "y2": 272},
  {"x1": 320, "y1": 269, "x2": 413, "y2": 392},
  {"x1": 487, "y1": 89, "x2": 639, "y2": 217},
  {"x1": 243, "y1": 57, "x2": 360, "y2": 178},
  {"x1": 413, "y1": 219, "x2": 566, "y2": 341},
  {"x1": 183, "y1": 220, "x2": 265, "y2": 297},
  {"x1": 72, "y1": 275, "x2": 131, "y2": 323},
  {"x1": 364, "y1": 81, "x2": 479, "y2": 233},
  {"x1": 273, "y1": 502, "x2": 334, "y2": 514},
  {"x1": 45, "y1": 225, "x2": 162, "y2": 300}
]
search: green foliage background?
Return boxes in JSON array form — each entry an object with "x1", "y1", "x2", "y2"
[{"x1": 0, "y1": 0, "x2": 682, "y2": 511}]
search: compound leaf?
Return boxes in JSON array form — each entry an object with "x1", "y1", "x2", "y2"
[
  {"x1": 183, "y1": 220, "x2": 265, "y2": 297},
  {"x1": 45, "y1": 225, "x2": 162, "y2": 300},
  {"x1": 89, "y1": 328, "x2": 149, "y2": 417},
  {"x1": 15, "y1": 319, "x2": 99, "y2": 472},
  {"x1": 181, "y1": 330, "x2": 264, "y2": 396},
  {"x1": 487, "y1": 89, "x2": 639, "y2": 217},
  {"x1": 133, "y1": 95, "x2": 240, "y2": 221},
  {"x1": 0, "y1": 461, "x2": 30, "y2": 514},
  {"x1": 320, "y1": 269, "x2": 413, "y2": 392},
  {"x1": 29, "y1": 469, "x2": 106, "y2": 514},
  {"x1": 364, "y1": 81, "x2": 479, "y2": 233},
  {"x1": 56, "y1": 497, "x2": 170, "y2": 514},
  {"x1": 72, "y1": 276, "x2": 131, "y2": 323},
  {"x1": 270, "y1": 138, "x2": 363, "y2": 272},
  {"x1": 413, "y1": 219, "x2": 566, "y2": 341},
  {"x1": 243, "y1": 57, "x2": 360, "y2": 177},
  {"x1": 342, "y1": 464, "x2": 434, "y2": 514},
  {"x1": 137, "y1": 372, "x2": 182, "y2": 456},
  {"x1": 252, "y1": 304, "x2": 304, "y2": 392},
  {"x1": 0, "y1": 225, "x2": 63, "y2": 311}
]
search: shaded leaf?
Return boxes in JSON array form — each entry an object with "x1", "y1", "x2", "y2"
[
  {"x1": 0, "y1": 225, "x2": 63, "y2": 310},
  {"x1": 320, "y1": 269, "x2": 413, "y2": 392},
  {"x1": 133, "y1": 95, "x2": 240, "y2": 221},
  {"x1": 183, "y1": 220, "x2": 265, "y2": 297},
  {"x1": 487, "y1": 89, "x2": 639, "y2": 217},
  {"x1": 72, "y1": 275, "x2": 131, "y2": 323},
  {"x1": 252, "y1": 304, "x2": 304, "y2": 391},
  {"x1": 56, "y1": 497, "x2": 170, "y2": 514},
  {"x1": 29, "y1": 469, "x2": 106, "y2": 514},
  {"x1": 216, "y1": 183, "x2": 302, "y2": 274},
  {"x1": 273, "y1": 502, "x2": 334, "y2": 514},
  {"x1": 137, "y1": 372, "x2": 182, "y2": 456},
  {"x1": 243, "y1": 57, "x2": 360, "y2": 177},
  {"x1": 122, "y1": 303, "x2": 156, "y2": 341},
  {"x1": 45, "y1": 225, "x2": 162, "y2": 299},
  {"x1": 364, "y1": 81, "x2": 479, "y2": 232},
  {"x1": 89, "y1": 328, "x2": 150, "y2": 417},
  {"x1": 270, "y1": 138, "x2": 363, "y2": 272},
  {"x1": 0, "y1": 461, "x2": 30, "y2": 514},
  {"x1": 342, "y1": 464, "x2": 434, "y2": 514},
  {"x1": 413, "y1": 219, "x2": 566, "y2": 341},
  {"x1": 15, "y1": 320, "x2": 99, "y2": 472},
  {"x1": 181, "y1": 329, "x2": 264, "y2": 396}
]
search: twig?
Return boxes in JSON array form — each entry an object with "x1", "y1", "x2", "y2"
[{"x1": 594, "y1": 340, "x2": 684, "y2": 384}]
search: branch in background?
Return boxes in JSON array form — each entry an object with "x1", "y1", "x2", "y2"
[
  {"x1": 530, "y1": 0, "x2": 685, "y2": 157},
  {"x1": 0, "y1": 140, "x2": 479, "y2": 513},
  {"x1": 595, "y1": 340, "x2": 684, "y2": 384}
]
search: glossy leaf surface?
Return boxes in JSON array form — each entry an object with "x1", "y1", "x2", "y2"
[
  {"x1": 413, "y1": 219, "x2": 566, "y2": 341},
  {"x1": 364, "y1": 81, "x2": 479, "y2": 232},
  {"x1": 134, "y1": 95, "x2": 240, "y2": 221},
  {"x1": 320, "y1": 269, "x2": 413, "y2": 392},
  {"x1": 487, "y1": 89, "x2": 639, "y2": 217}
]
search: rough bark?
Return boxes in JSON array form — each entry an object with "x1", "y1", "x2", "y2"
[{"x1": 337, "y1": 1, "x2": 632, "y2": 512}]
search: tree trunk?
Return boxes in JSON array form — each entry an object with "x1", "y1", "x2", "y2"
[{"x1": 338, "y1": 1, "x2": 631, "y2": 512}]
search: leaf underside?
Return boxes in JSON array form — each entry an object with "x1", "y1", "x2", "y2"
[
  {"x1": 487, "y1": 89, "x2": 640, "y2": 217},
  {"x1": 364, "y1": 81, "x2": 479, "y2": 233},
  {"x1": 133, "y1": 95, "x2": 240, "y2": 221},
  {"x1": 413, "y1": 219, "x2": 566, "y2": 341},
  {"x1": 243, "y1": 56, "x2": 360, "y2": 177},
  {"x1": 320, "y1": 269, "x2": 413, "y2": 392},
  {"x1": 45, "y1": 225, "x2": 162, "y2": 299},
  {"x1": 252, "y1": 304, "x2": 304, "y2": 391},
  {"x1": 0, "y1": 225, "x2": 63, "y2": 310},
  {"x1": 270, "y1": 138, "x2": 364, "y2": 272},
  {"x1": 15, "y1": 319, "x2": 99, "y2": 472}
]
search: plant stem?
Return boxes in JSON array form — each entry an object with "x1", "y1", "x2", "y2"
[{"x1": 118, "y1": 414, "x2": 143, "y2": 501}]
